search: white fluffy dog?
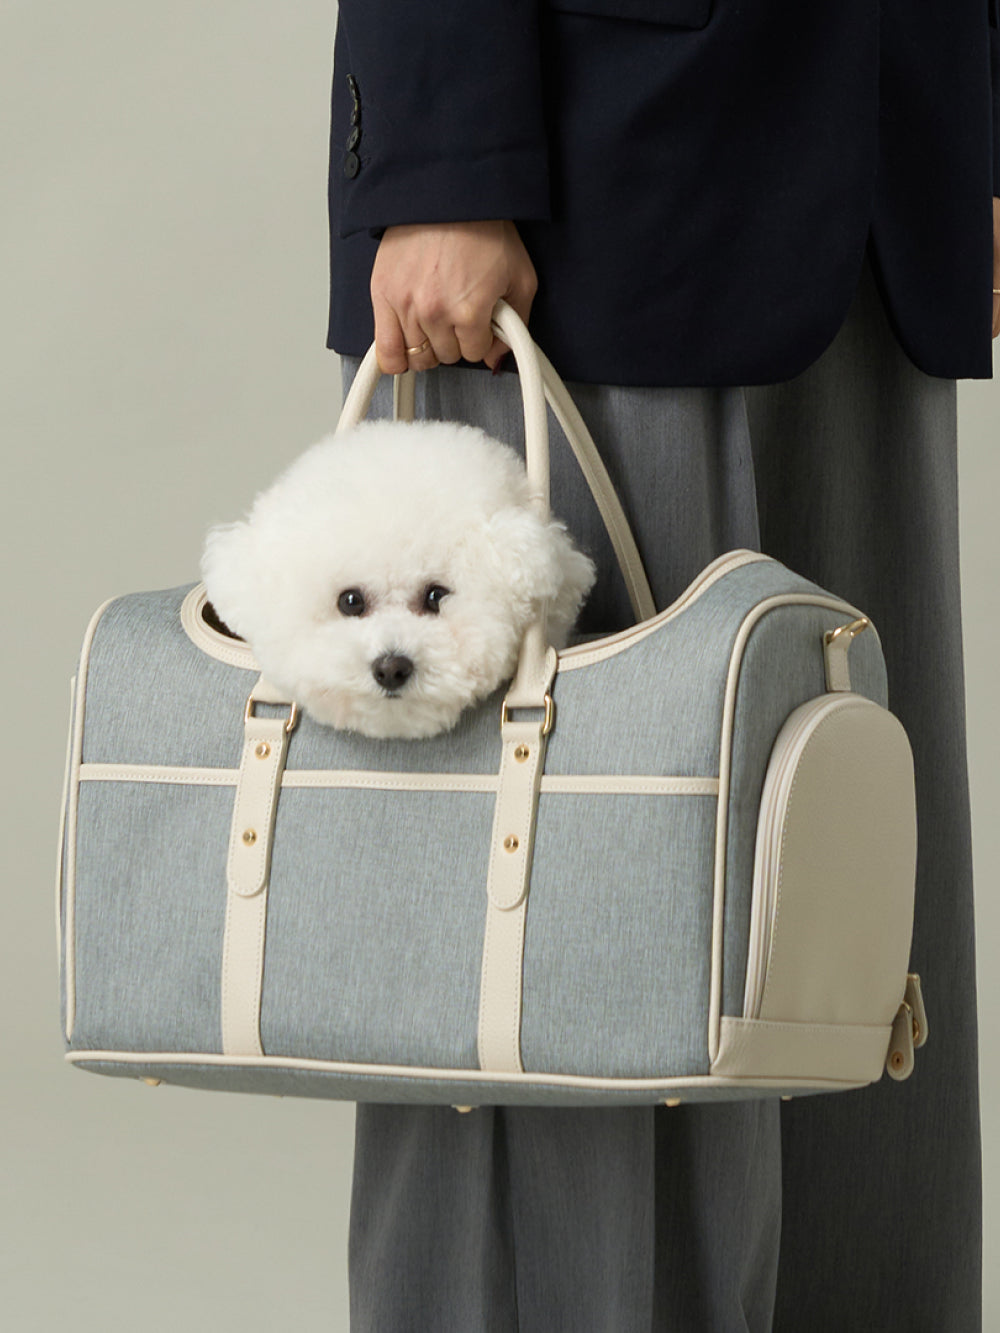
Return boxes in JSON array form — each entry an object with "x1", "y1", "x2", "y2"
[{"x1": 201, "y1": 419, "x2": 597, "y2": 739}]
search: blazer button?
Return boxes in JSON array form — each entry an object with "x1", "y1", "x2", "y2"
[
  {"x1": 346, "y1": 125, "x2": 360, "y2": 152},
  {"x1": 344, "y1": 150, "x2": 361, "y2": 179}
]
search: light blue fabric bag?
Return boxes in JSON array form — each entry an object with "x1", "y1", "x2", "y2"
[{"x1": 57, "y1": 303, "x2": 927, "y2": 1107}]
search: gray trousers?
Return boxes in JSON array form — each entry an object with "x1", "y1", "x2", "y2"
[{"x1": 338, "y1": 247, "x2": 982, "y2": 1331}]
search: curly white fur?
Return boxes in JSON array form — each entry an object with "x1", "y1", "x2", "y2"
[{"x1": 201, "y1": 419, "x2": 597, "y2": 738}]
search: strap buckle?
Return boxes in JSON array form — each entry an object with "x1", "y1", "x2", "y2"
[
  {"x1": 501, "y1": 694, "x2": 554, "y2": 737},
  {"x1": 244, "y1": 694, "x2": 299, "y2": 734}
]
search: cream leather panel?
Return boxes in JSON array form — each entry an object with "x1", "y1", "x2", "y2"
[
  {"x1": 755, "y1": 698, "x2": 916, "y2": 1027},
  {"x1": 711, "y1": 1016, "x2": 892, "y2": 1084}
]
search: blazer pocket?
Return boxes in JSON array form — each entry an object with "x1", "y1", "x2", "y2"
[{"x1": 545, "y1": 0, "x2": 713, "y2": 28}]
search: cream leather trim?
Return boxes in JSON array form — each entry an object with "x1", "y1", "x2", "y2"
[
  {"x1": 478, "y1": 648, "x2": 558, "y2": 1073},
  {"x1": 64, "y1": 595, "x2": 117, "y2": 1041},
  {"x1": 65, "y1": 1048, "x2": 870, "y2": 1094},
  {"x1": 81, "y1": 764, "x2": 241, "y2": 786},
  {"x1": 78, "y1": 762, "x2": 719, "y2": 797},
  {"x1": 180, "y1": 550, "x2": 767, "y2": 685},
  {"x1": 711, "y1": 1017, "x2": 892, "y2": 1084},
  {"x1": 390, "y1": 340, "x2": 658, "y2": 624},
  {"x1": 180, "y1": 584, "x2": 259, "y2": 671},
  {"x1": 556, "y1": 549, "x2": 769, "y2": 669},
  {"x1": 221, "y1": 708, "x2": 293, "y2": 1056},
  {"x1": 709, "y1": 591, "x2": 876, "y2": 1065},
  {"x1": 56, "y1": 675, "x2": 77, "y2": 974}
]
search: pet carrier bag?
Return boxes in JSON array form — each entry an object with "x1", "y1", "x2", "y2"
[{"x1": 57, "y1": 300, "x2": 927, "y2": 1108}]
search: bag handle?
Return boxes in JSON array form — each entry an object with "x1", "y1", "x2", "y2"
[{"x1": 336, "y1": 299, "x2": 656, "y2": 624}]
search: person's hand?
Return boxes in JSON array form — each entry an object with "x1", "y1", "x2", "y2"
[
  {"x1": 369, "y1": 220, "x2": 538, "y2": 375},
  {"x1": 993, "y1": 196, "x2": 999, "y2": 339}
]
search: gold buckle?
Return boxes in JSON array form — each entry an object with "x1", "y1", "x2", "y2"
[
  {"x1": 244, "y1": 694, "x2": 299, "y2": 734},
  {"x1": 501, "y1": 693, "x2": 554, "y2": 737},
  {"x1": 823, "y1": 615, "x2": 870, "y2": 647}
]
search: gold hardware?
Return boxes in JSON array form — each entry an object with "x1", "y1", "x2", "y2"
[
  {"x1": 781, "y1": 1095, "x2": 793, "y2": 1102},
  {"x1": 823, "y1": 616, "x2": 870, "y2": 647},
  {"x1": 452, "y1": 1105, "x2": 476, "y2": 1113},
  {"x1": 503, "y1": 835, "x2": 519, "y2": 853},
  {"x1": 242, "y1": 828, "x2": 258, "y2": 846},
  {"x1": 501, "y1": 693, "x2": 554, "y2": 736},
  {"x1": 141, "y1": 1077, "x2": 161, "y2": 1087},
  {"x1": 514, "y1": 745, "x2": 530, "y2": 762},
  {"x1": 904, "y1": 973, "x2": 928, "y2": 1049},
  {"x1": 255, "y1": 741, "x2": 271, "y2": 760},
  {"x1": 245, "y1": 694, "x2": 299, "y2": 734},
  {"x1": 663, "y1": 1097, "x2": 682, "y2": 1107}
]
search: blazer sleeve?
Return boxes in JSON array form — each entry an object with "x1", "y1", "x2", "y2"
[{"x1": 333, "y1": 1, "x2": 552, "y2": 241}]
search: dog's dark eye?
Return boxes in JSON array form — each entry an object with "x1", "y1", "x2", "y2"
[
  {"x1": 337, "y1": 588, "x2": 366, "y2": 617},
  {"x1": 423, "y1": 584, "x2": 451, "y2": 614}
]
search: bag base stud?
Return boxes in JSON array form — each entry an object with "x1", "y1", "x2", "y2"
[
  {"x1": 141, "y1": 1078, "x2": 161, "y2": 1087},
  {"x1": 663, "y1": 1098, "x2": 682, "y2": 1107},
  {"x1": 452, "y1": 1105, "x2": 476, "y2": 1113}
]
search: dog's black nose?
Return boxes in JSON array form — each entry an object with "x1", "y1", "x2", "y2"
[{"x1": 372, "y1": 653, "x2": 415, "y2": 693}]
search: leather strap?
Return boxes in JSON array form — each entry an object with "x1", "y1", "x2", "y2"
[
  {"x1": 477, "y1": 648, "x2": 558, "y2": 1073},
  {"x1": 221, "y1": 683, "x2": 295, "y2": 1055},
  {"x1": 337, "y1": 301, "x2": 657, "y2": 625},
  {"x1": 823, "y1": 616, "x2": 870, "y2": 691}
]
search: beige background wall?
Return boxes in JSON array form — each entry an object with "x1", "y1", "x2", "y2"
[{"x1": 2, "y1": 3, "x2": 996, "y2": 1327}]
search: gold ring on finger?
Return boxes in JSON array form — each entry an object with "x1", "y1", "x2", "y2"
[{"x1": 406, "y1": 338, "x2": 431, "y2": 356}]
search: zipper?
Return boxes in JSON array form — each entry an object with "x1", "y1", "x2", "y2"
[{"x1": 742, "y1": 692, "x2": 865, "y2": 1020}]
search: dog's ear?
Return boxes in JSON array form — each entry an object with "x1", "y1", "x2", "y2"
[
  {"x1": 482, "y1": 507, "x2": 597, "y2": 632},
  {"x1": 200, "y1": 520, "x2": 259, "y2": 640}
]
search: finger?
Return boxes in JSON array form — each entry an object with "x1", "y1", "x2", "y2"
[
  {"x1": 400, "y1": 321, "x2": 439, "y2": 371},
  {"x1": 372, "y1": 290, "x2": 411, "y2": 376},
  {"x1": 415, "y1": 312, "x2": 462, "y2": 366},
  {"x1": 444, "y1": 299, "x2": 496, "y2": 368},
  {"x1": 482, "y1": 271, "x2": 538, "y2": 370}
]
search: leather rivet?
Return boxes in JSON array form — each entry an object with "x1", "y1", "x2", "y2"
[
  {"x1": 242, "y1": 828, "x2": 258, "y2": 846},
  {"x1": 663, "y1": 1097, "x2": 682, "y2": 1107},
  {"x1": 503, "y1": 834, "x2": 519, "y2": 853},
  {"x1": 890, "y1": 1050, "x2": 904, "y2": 1071},
  {"x1": 141, "y1": 1077, "x2": 161, "y2": 1087},
  {"x1": 255, "y1": 742, "x2": 271, "y2": 760},
  {"x1": 514, "y1": 745, "x2": 529, "y2": 762}
]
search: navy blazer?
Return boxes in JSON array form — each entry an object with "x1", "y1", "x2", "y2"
[{"x1": 326, "y1": 0, "x2": 1000, "y2": 386}]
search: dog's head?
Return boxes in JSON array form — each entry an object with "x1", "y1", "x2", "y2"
[{"x1": 201, "y1": 420, "x2": 596, "y2": 738}]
